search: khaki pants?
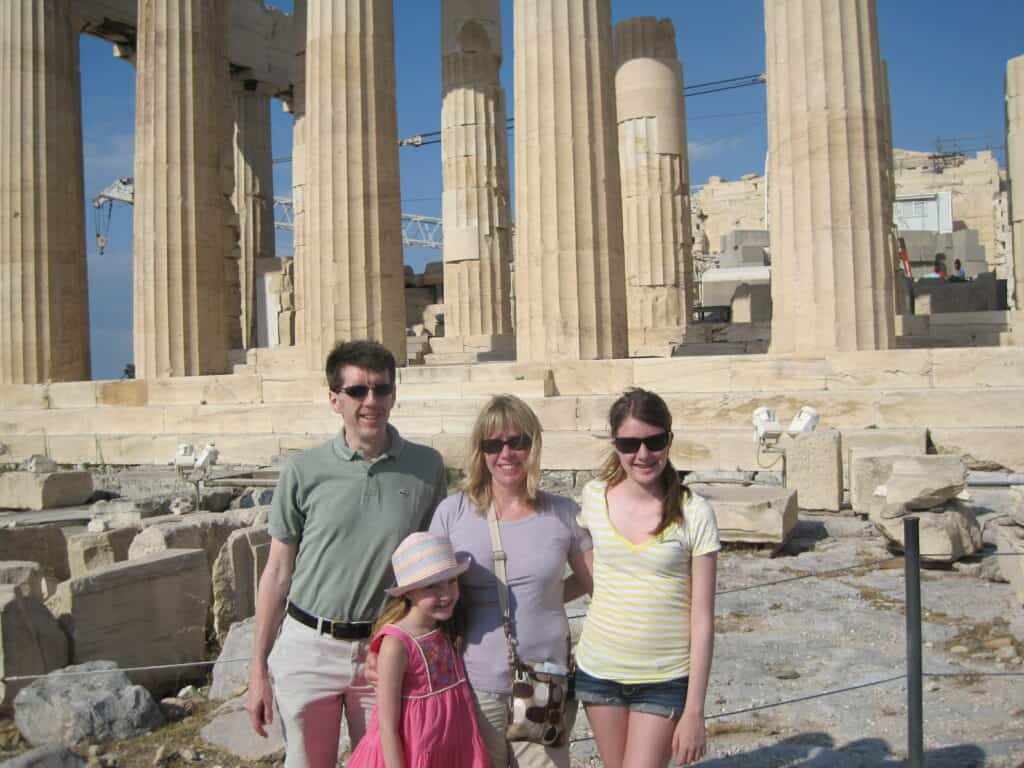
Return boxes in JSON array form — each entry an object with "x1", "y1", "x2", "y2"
[
  {"x1": 473, "y1": 690, "x2": 577, "y2": 768},
  {"x1": 268, "y1": 616, "x2": 375, "y2": 768}
]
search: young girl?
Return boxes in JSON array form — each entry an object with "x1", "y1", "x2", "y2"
[
  {"x1": 346, "y1": 532, "x2": 490, "y2": 768},
  {"x1": 574, "y1": 389, "x2": 720, "y2": 768}
]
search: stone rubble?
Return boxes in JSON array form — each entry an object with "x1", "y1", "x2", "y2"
[
  {"x1": 13, "y1": 662, "x2": 164, "y2": 747},
  {"x1": 0, "y1": 587, "x2": 68, "y2": 712},
  {"x1": 783, "y1": 429, "x2": 843, "y2": 512},
  {"x1": 0, "y1": 745, "x2": 86, "y2": 768},
  {"x1": 690, "y1": 483, "x2": 798, "y2": 545},
  {"x1": 870, "y1": 500, "x2": 984, "y2": 563},
  {"x1": 0, "y1": 472, "x2": 93, "y2": 511}
]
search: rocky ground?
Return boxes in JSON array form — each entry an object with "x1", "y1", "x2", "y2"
[{"x1": 2, "y1": 482, "x2": 1022, "y2": 768}]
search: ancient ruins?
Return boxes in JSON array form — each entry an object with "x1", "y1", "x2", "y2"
[{"x1": 1, "y1": 0, "x2": 1023, "y2": 764}]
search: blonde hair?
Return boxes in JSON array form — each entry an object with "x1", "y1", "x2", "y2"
[
  {"x1": 598, "y1": 388, "x2": 686, "y2": 535},
  {"x1": 372, "y1": 595, "x2": 465, "y2": 652},
  {"x1": 462, "y1": 394, "x2": 543, "y2": 512}
]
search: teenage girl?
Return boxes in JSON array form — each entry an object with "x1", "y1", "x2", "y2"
[
  {"x1": 346, "y1": 532, "x2": 489, "y2": 768},
  {"x1": 574, "y1": 389, "x2": 720, "y2": 767}
]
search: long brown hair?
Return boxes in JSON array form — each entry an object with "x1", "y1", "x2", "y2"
[
  {"x1": 462, "y1": 394, "x2": 543, "y2": 513},
  {"x1": 372, "y1": 595, "x2": 466, "y2": 652},
  {"x1": 598, "y1": 388, "x2": 686, "y2": 535}
]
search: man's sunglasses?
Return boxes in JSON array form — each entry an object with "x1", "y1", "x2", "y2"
[
  {"x1": 480, "y1": 434, "x2": 533, "y2": 454},
  {"x1": 611, "y1": 432, "x2": 672, "y2": 454},
  {"x1": 334, "y1": 383, "x2": 394, "y2": 399}
]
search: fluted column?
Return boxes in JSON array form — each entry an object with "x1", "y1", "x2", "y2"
[
  {"x1": 303, "y1": 0, "x2": 406, "y2": 367},
  {"x1": 233, "y1": 85, "x2": 275, "y2": 350},
  {"x1": 437, "y1": 0, "x2": 513, "y2": 361},
  {"x1": 290, "y1": 0, "x2": 308, "y2": 347},
  {"x1": 765, "y1": 0, "x2": 895, "y2": 353},
  {"x1": 615, "y1": 17, "x2": 693, "y2": 356},
  {"x1": 514, "y1": 0, "x2": 627, "y2": 362},
  {"x1": 1008, "y1": 56, "x2": 1024, "y2": 320},
  {"x1": 133, "y1": 0, "x2": 232, "y2": 377},
  {"x1": 0, "y1": 0, "x2": 90, "y2": 384}
]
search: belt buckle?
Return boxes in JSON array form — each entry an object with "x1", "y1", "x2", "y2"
[{"x1": 318, "y1": 617, "x2": 335, "y2": 637}]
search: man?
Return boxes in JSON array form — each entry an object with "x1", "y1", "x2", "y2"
[{"x1": 247, "y1": 340, "x2": 447, "y2": 768}]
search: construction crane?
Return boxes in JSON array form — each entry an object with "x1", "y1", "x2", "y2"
[{"x1": 92, "y1": 178, "x2": 444, "y2": 254}]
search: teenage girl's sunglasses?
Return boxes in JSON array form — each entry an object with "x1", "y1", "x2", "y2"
[
  {"x1": 480, "y1": 434, "x2": 533, "y2": 454},
  {"x1": 611, "y1": 432, "x2": 672, "y2": 453},
  {"x1": 333, "y1": 383, "x2": 394, "y2": 399}
]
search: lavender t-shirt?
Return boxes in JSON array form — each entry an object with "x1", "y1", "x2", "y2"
[{"x1": 429, "y1": 491, "x2": 593, "y2": 695}]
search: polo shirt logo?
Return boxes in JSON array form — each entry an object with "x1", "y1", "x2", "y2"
[{"x1": 398, "y1": 488, "x2": 410, "y2": 496}]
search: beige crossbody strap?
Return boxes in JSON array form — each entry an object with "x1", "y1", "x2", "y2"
[{"x1": 486, "y1": 502, "x2": 520, "y2": 669}]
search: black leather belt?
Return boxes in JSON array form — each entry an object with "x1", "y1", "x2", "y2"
[{"x1": 287, "y1": 601, "x2": 372, "y2": 640}]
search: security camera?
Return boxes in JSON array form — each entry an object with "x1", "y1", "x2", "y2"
[
  {"x1": 752, "y1": 406, "x2": 783, "y2": 443},
  {"x1": 174, "y1": 443, "x2": 196, "y2": 469},
  {"x1": 193, "y1": 444, "x2": 220, "y2": 473},
  {"x1": 787, "y1": 406, "x2": 819, "y2": 435}
]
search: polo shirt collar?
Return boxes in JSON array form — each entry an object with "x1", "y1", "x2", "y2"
[{"x1": 334, "y1": 424, "x2": 405, "y2": 461}]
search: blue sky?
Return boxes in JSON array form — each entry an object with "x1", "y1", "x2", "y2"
[{"x1": 79, "y1": 1, "x2": 1024, "y2": 379}]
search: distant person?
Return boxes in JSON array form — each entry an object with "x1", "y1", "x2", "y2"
[
  {"x1": 924, "y1": 253, "x2": 947, "y2": 280},
  {"x1": 950, "y1": 258, "x2": 967, "y2": 282}
]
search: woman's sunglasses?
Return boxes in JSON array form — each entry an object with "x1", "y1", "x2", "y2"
[
  {"x1": 611, "y1": 432, "x2": 672, "y2": 454},
  {"x1": 334, "y1": 383, "x2": 394, "y2": 399},
  {"x1": 480, "y1": 434, "x2": 533, "y2": 454}
]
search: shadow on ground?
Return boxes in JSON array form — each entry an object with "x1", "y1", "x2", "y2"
[{"x1": 702, "y1": 733, "x2": 991, "y2": 767}]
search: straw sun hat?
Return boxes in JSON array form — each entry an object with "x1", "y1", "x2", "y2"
[{"x1": 386, "y1": 531, "x2": 471, "y2": 597}]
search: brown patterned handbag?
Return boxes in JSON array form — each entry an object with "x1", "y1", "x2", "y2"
[{"x1": 486, "y1": 504, "x2": 572, "y2": 747}]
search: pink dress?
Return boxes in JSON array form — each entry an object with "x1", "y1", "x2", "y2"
[{"x1": 346, "y1": 625, "x2": 490, "y2": 768}]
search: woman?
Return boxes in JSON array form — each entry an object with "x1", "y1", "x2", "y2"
[
  {"x1": 575, "y1": 389, "x2": 719, "y2": 768},
  {"x1": 430, "y1": 394, "x2": 593, "y2": 768}
]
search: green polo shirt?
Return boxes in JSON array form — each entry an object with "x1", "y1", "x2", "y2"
[{"x1": 269, "y1": 425, "x2": 447, "y2": 622}]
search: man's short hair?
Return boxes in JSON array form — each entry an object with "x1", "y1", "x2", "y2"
[{"x1": 325, "y1": 341, "x2": 397, "y2": 392}]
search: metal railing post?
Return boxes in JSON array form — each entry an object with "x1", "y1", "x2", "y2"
[{"x1": 904, "y1": 516, "x2": 924, "y2": 767}]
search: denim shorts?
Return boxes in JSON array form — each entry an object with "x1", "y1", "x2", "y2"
[{"x1": 573, "y1": 667, "x2": 689, "y2": 719}]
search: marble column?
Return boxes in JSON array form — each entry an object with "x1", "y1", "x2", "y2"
[
  {"x1": 133, "y1": 0, "x2": 233, "y2": 377},
  {"x1": 232, "y1": 85, "x2": 275, "y2": 350},
  {"x1": 302, "y1": 0, "x2": 406, "y2": 367},
  {"x1": 513, "y1": 0, "x2": 628, "y2": 362},
  {"x1": 1007, "y1": 55, "x2": 1024, "y2": 319},
  {"x1": 615, "y1": 17, "x2": 693, "y2": 356},
  {"x1": 290, "y1": 0, "x2": 308, "y2": 348},
  {"x1": 435, "y1": 0, "x2": 513, "y2": 362},
  {"x1": 0, "y1": 0, "x2": 90, "y2": 384},
  {"x1": 765, "y1": 0, "x2": 895, "y2": 353}
]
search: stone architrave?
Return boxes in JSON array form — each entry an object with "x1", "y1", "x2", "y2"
[
  {"x1": 1008, "y1": 56, "x2": 1024, "y2": 320},
  {"x1": 513, "y1": 0, "x2": 628, "y2": 362},
  {"x1": 301, "y1": 0, "x2": 406, "y2": 367},
  {"x1": 438, "y1": 0, "x2": 513, "y2": 362},
  {"x1": 132, "y1": 0, "x2": 232, "y2": 377},
  {"x1": 232, "y1": 85, "x2": 276, "y2": 351},
  {"x1": 614, "y1": 17, "x2": 694, "y2": 355},
  {"x1": 0, "y1": 0, "x2": 90, "y2": 384},
  {"x1": 45, "y1": 550, "x2": 210, "y2": 693},
  {"x1": 765, "y1": 0, "x2": 895, "y2": 353}
]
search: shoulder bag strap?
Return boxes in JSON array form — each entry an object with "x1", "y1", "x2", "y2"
[{"x1": 486, "y1": 503, "x2": 521, "y2": 670}]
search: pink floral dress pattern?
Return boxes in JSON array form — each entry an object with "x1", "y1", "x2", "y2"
[{"x1": 345, "y1": 625, "x2": 489, "y2": 768}]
